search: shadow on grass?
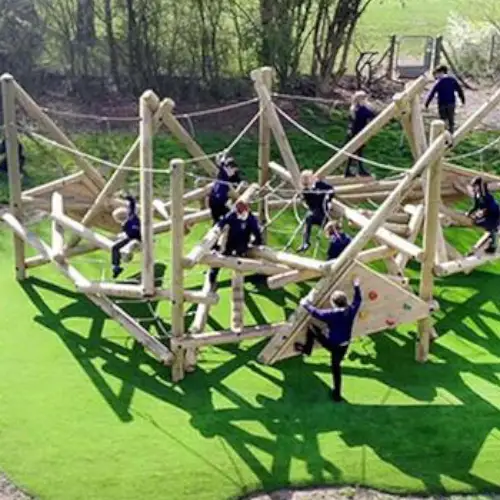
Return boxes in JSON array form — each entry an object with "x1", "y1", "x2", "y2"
[{"x1": 19, "y1": 264, "x2": 500, "y2": 495}]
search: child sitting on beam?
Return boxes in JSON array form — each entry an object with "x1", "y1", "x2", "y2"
[
  {"x1": 208, "y1": 201, "x2": 263, "y2": 288},
  {"x1": 325, "y1": 220, "x2": 351, "y2": 260},
  {"x1": 111, "y1": 195, "x2": 141, "y2": 279},
  {"x1": 295, "y1": 277, "x2": 362, "y2": 403},
  {"x1": 298, "y1": 170, "x2": 334, "y2": 253},
  {"x1": 208, "y1": 153, "x2": 242, "y2": 224},
  {"x1": 467, "y1": 176, "x2": 500, "y2": 255},
  {"x1": 345, "y1": 91, "x2": 376, "y2": 178}
]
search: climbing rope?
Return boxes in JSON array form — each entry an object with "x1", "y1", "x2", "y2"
[{"x1": 447, "y1": 134, "x2": 500, "y2": 161}]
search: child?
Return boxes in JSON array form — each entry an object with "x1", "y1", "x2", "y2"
[
  {"x1": 425, "y1": 65, "x2": 465, "y2": 134},
  {"x1": 208, "y1": 153, "x2": 242, "y2": 224},
  {"x1": 298, "y1": 170, "x2": 334, "y2": 253},
  {"x1": 345, "y1": 91, "x2": 375, "y2": 177},
  {"x1": 324, "y1": 220, "x2": 351, "y2": 260},
  {"x1": 467, "y1": 177, "x2": 500, "y2": 254},
  {"x1": 208, "y1": 201, "x2": 263, "y2": 287},
  {"x1": 111, "y1": 195, "x2": 141, "y2": 279},
  {"x1": 295, "y1": 278, "x2": 362, "y2": 402},
  {"x1": 0, "y1": 139, "x2": 25, "y2": 174}
]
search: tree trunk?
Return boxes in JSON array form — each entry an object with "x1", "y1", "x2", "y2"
[{"x1": 104, "y1": 0, "x2": 120, "y2": 89}]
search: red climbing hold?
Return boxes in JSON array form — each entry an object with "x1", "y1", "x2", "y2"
[
  {"x1": 386, "y1": 318, "x2": 396, "y2": 327},
  {"x1": 369, "y1": 290, "x2": 378, "y2": 301}
]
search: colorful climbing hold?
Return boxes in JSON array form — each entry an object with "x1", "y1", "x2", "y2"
[
  {"x1": 386, "y1": 317, "x2": 396, "y2": 327},
  {"x1": 403, "y1": 303, "x2": 412, "y2": 311},
  {"x1": 368, "y1": 290, "x2": 378, "y2": 301},
  {"x1": 359, "y1": 310, "x2": 369, "y2": 320}
]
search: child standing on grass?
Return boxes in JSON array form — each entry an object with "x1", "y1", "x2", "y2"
[
  {"x1": 467, "y1": 177, "x2": 500, "y2": 255},
  {"x1": 111, "y1": 195, "x2": 141, "y2": 279},
  {"x1": 324, "y1": 220, "x2": 351, "y2": 260},
  {"x1": 295, "y1": 278, "x2": 362, "y2": 403},
  {"x1": 345, "y1": 91, "x2": 376, "y2": 178},
  {"x1": 425, "y1": 65, "x2": 465, "y2": 135}
]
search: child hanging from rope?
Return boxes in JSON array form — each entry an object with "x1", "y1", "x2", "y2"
[
  {"x1": 0, "y1": 138, "x2": 25, "y2": 174},
  {"x1": 295, "y1": 277, "x2": 362, "y2": 403},
  {"x1": 345, "y1": 91, "x2": 376, "y2": 178},
  {"x1": 466, "y1": 176, "x2": 500, "y2": 255},
  {"x1": 298, "y1": 170, "x2": 334, "y2": 253},
  {"x1": 208, "y1": 201, "x2": 263, "y2": 288},
  {"x1": 208, "y1": 153, "x2": 242, "y2": 224},
  {"x1": 425, "y1": 65, "x2": 465, "y2": 135},
  {"x1": 324, "y1": 220, "x2": 351, "y2": 260},
  {"x1": 111, "y1": 195, "x2": 141, "y2": 279}
]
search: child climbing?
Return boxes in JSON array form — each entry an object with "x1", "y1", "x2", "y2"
[
  {"x1": 298, "y1": 170, "x2": 334, "y2": 253},
  {"x1": 208, "y1": 153, "x2": 242, "y2": 224},
  {"x1": 208, "y1": 201, "x2": 263, "y2": 287},
  {"x1": 345, "y1": 91, "x2": 376, "y2": 178},
  {"x1": 0, "y1": 138, "x2": 25, "y2": 174},
  {"x1": 295, "y1": 278, "x2": 362, "y2": 403},
  {"x1": 467, "y1": 176, "x2": 500, "y2": 255},
  {"x1": 324, "y1": 220, "x2": 352, "y2": 260},
  {"x1": 425, "y1": 65, "x2": 465, "y2": 135},
  {"x1": 111, "y1": 195, "x2": 141, "y2": 279}
]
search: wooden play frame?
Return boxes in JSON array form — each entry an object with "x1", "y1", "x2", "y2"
[{"x1": 2, "y1": 68, "x2": 500, "y2": 381}]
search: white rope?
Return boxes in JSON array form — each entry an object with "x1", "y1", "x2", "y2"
[
  {"x1": 175, "y1": 98, "x2": 258, "y2": 119},
  {"x1": 40, "y1": 107, "x2": 140, "y2": 122},
  {"x1": 273, "y1": 93, "x2": 337, "y2": 105},
  {"x1": 262, "y1": 196, "x2": 295, "y2": 229},
  {"x1": 274, "y1": 104, "x2": 408, "y2": 173},
  {"x1": 447, "y1": 135, "x2": 500, "y2": 161}
]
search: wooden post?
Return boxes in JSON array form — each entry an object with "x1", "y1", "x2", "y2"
[
  {"x1": 140, "y1": 91, "x2": 155, "y2": 296},
  {"x1": 13, "y1": 80, "x2": 106, "y2": 191},
  {"x1": 1, "y1": 74, "x2": 25, "y2": 280},
  {"x1": 411, "y1": 97, "x2": 428, "y2": 157},
  {"x1": 387, "y1": 35, "x2": 397, "y2": 79},
  {"x1": 259, "y1": 127, "x2": 449, "y2": 365},
  {"x1": 394, "y1": 204, "x2": 424, "y2": 272},
  {"x1": 170, "y1": 159, "x2": 185, "y2": 382},
  {"x1": 417, "y1": 120, "x2": 446, "y2": 363},
  {"x1": 51, "y1": 192, "x2": 65, "y2": 264},
  {"x1": 251, "y1": 68, "x2": 301, "y2": 189},
  {"x1": 231, "y1": 272, "x2": 245, "y2": 332},
  {"x1": 258, "y1": 67, "x2": 273, "y2": 239},
  {"x1": 190, "y1": 273, "x2": 213, "y2": 334}
]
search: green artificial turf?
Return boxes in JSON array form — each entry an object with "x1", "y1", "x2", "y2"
[{"x1": 1, "y1": 109, "x2": 500, "y2": 500}]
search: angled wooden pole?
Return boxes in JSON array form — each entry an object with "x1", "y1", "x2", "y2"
[
  {"x1": 258, "y1": 67, "x2": 273, "y2": 239},
  {"x1": 231, "y1": 272, "x2": 245, "y2": 332},
  {"x1": 417, "y1": 120, "x2": 446, "y2": 363},
  {"x1": 12, "y1": 80, "x2": 107, "y2": 191},
  {"x1": 1, "y1": 74, "x2": 25, "y2": 280},
  {"x1": 51, "y1": 192, "x2": 65, "y2": 264},
  {"x1": 140, "y1": 91, "x2": 156, "y2": 296},
  {"x1": 315, "y1": 76, "x2": 428, "y2": 177},
  {"x1": 251, "y1": 68, "x2": 301, "y2": 189},
  {"x1": 170, "y1": 159, "x2": 186, "y2": 382},
  {"x1": 259, "y1": 127, "x2": 449, "y2": 365}
]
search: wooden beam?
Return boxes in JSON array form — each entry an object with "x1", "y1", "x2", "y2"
[
  {"x1": 269, "y1": 161, "x2": 293, "y2": 184},
  {"x1": 161, "y1": 100, "x2": 217, "y2": 175},
  {"x1": 259, "y1": 126, "x2": 449, "y2": 365},
  {"x1": 315, "y1": 76, "x2": 428, "y2": 177},
  {"x1": 1, "y1": 211, "x2": 174, "y2": 364},
  {"x1": 13, "y1": 80, "x2": 106, "y2": 191},
  {"x1": 200, "y1": 253, "x2": 289, "y2": 275},
  {"x1": 190, "y1": 273, "x2": 213, "y2": 334},
  {"x1": 394, "y1": 204, "x2": 424, "y2": 271},
  {"x1": 152, "y1": 209, "x2": 212, "y2": 235},
  {"x1": 22, "y1": 171, "x2": 86, "y2": 198},
  {"x1": 251, "y1": 68, "x2": 301, "y2": 189},
  {"x1": 51, "y1": 192, "x2": 65, "y2": 264},
  {"x1": 170, "y1": 159, "x2": 186, "y2": 382},
  {"x1": 178, "y1": 323, "x2": 289, "y2": 349},
  {"x1": 434, "y1": 250, "x2": 500, "y2": 276},
  {"x1": 25, "y1": 243, "x2": 100, "y2": 269},
  {"x1": 411, "y1": 95, "x2": 428, "y2": 157},
  {"x1": 438, "y1": 203, "x2": 473, "y2": 227},
  {"x1": 248, "y1": 246, "x2": 325, "y2": 273},
  {"x1": 139, "y1": 91, "x2": 156, "y2": 296},
  {"x1": 417, "y1": 120, "x2": 445, "y2": 363},
  {"x1": 231, "y1": 272, "x2": 245, "y2": 332},
  {"x1": 1, "y1": 74, "x2": 25, "y2": 280},
  {"x1": 258, "y1": 67, "x2": 273, "y2": 239},
  {"x1": 153, "y1": 199, "x2": 170, "y2": 221}
]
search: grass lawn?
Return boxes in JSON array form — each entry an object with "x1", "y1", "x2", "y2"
[{"x1": 0, "y1": 108, "x2": 500, "y2": 500}]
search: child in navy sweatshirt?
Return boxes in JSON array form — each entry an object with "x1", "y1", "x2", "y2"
[
  {"x1": 295, "y1": 278, "x2": 362, "y2": 402},
  {"x1": 467, "y1": 177, "x2": 500, "y2": 254},
  {"x1": 208, "y1": 154, "x2": 242, "y2": 223},
  {"x1": 0, "y1": 139, "x2": 25, "y2": 174},
  {"x1": 425, "y1": 65, "x2": 465, "y2": 134},
  {"x1": 345, "y1": 91, "x2": 376, "y2": 177},
  {"x1": 324, "y1": 221, "x2": 351, "y2": 260},
  {"x1": 111, "y1": 195, "x2": 141, "y2": 279},
  {"x1": 298, "y1": 170, "x2": 334, "y2": 253},
  {"x1": 208, "y1": 201, "x2": 263, "y2": 286}
]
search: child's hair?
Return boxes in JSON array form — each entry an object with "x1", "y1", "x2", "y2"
[
  {"x1": 300, "y1": 170, "x2": 314, "y2": 187},
  {"x1": 471, "y1": 176, "x2": 488, "y2": 195},
  {"x1": 112, "y1": 207, "x2": 129, "y2": 225},
  {"x1": 324, "y1": 220, "x2": 342, "y2": 237},
  {"x1": 435, "y1": 65, "x2": 448, "y2": 75},
  {"x1": 330, "y1": 290, "x2": 348, "y2": 308},
  {"x1": 350, "y1": 90, "x2": 367, "y2": 115}
]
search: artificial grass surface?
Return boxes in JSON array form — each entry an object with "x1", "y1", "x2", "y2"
[{"x1": 1, "y1": 109, "x2": 500, "y2": 499}]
